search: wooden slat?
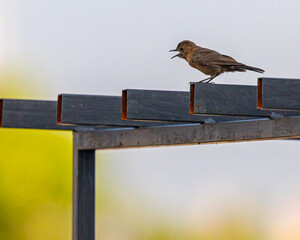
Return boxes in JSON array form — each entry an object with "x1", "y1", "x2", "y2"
[
  {"x1": 190, "y1": 83, "x2": 300, "y2": 117},
  {"x1": 73, "y1": 146, "x2": 95, "y2": 240},
  {"x1": 74, "y1": 116, "x2": 300, "y2": 150},
  {"x1": 258, "y1": 78, "x2": 300, "y2": 111},
  {"x1": 123, "y1": 89, "x2": 256, "y2": 123},
  {"x1": 0, "y1": 99, "x2": 74, "y2": 130},
  {"x1": 58, "y1": 94, "x2": 194, "y2": 127}
]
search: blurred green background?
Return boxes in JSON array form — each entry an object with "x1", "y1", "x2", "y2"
[{"x1": 0, "y1": 71, "x2": 72, "y2": 239}]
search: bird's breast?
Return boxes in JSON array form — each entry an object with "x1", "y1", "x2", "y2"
[{"x1": 187, "y1": 59, "x2": 211, "y2": 75}]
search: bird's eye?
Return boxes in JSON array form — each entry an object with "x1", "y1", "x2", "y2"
[{"x1": 180, "y1": 48, "x2": 183, "y2": 51}]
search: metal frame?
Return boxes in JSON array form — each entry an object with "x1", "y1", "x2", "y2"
[
  {"x1": 58, "y1": 94, "x2": 179, "y2": 126},
  {"x1": 1, "y1": 78, "x2": 299, "y2": 240},
  {"x1": 190, "y1": 81, "x2": 300, "y2": 117},
  {"x1": 72, "y1": 116, "x2": 300, "y2": 240},
  {"x1": 73, "y1": 148, "x2": 95, "y2": 240},
  {"x1": 73, "y1": 117, "x2": 300, "y2": 150},
  {"x1": 122, "y1": 89, "x2": 253, "y2": 122},
  {"x1": 258, "y1": 77, "x2": 300, "y2": 111}
]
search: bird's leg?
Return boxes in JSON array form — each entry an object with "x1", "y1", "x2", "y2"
[
  {"x1": 205, "y1": 74, "x2": 220, "y2": 84},
  {"x1": 206, "y1": 78, "x2": 215, "y2": 84},
  {"x1": 190, "y1": 74, "x2": 220, "y2": 84},
  {"x1": 199, "y1": 76, "x2": 212, "y2": 83}
]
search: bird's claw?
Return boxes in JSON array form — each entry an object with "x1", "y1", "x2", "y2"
[{"x1": 188, "y1": 81, "x2": 196, "y2": 85}]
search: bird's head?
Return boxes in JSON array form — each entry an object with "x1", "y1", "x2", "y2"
[{"x1": 169, "y1": 40, "x2": 197, "y2": 59}]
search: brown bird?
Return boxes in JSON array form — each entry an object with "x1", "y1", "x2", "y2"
[{"x1": 169, "y1": 40, "x2": 264, "y2": 83}]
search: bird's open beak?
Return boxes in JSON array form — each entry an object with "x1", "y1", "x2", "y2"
[
  {"x1": 170, "y1": 54, "x2": 180, "y2": 59},
  {"x1": 169, "y1": 49, "x2": 180, "y2": 59}
]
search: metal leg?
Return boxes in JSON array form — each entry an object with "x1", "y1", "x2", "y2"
[{"x1": 73, "y1": 144, "x2": 95, "y2": 240}]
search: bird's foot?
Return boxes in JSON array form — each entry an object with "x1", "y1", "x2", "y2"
[
  {"x1": 190, "y1": 80, "x2": 214, "y2": 84},
  {"x1": 190, "y1": 77, "x2": 216, "y2": 84}
]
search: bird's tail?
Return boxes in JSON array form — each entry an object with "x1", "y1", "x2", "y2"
[{"x1": 241, "y1": 65, "x2": 265, "y2": 74}]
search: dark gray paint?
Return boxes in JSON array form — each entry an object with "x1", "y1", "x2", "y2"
[
  {"x1": 0, "y1": 99, "x2": 110, "y2": 131},
  {"x1": 73, "y1": 147, "x2": 95, "y2": 240},
  {"x1": 74, "y1": 116, "x2": 300, "y2": 150},
  {"x1": 258, "y1": 78, "x2": 300, "y2": 111},
  {"x1": 124, "y1": 89, "x2": 256, "y2": 123},
  {"x1": 0, "y1": 99, "x2": 75, "y2": 130},
  {"x1": 190, "y1": 83, "x2": 300, "y2": 117},
  {"x1": 59, "y1": 94, "x2": 195, "y2": 126}
]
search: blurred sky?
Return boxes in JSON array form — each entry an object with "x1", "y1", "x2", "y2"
[{"x1": 1, "y1": 0, "x2": 300, "y2": 235}]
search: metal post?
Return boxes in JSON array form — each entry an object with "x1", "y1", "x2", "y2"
[{"x1": 73, "y1": 135, "x2": 95, "y2": 240}]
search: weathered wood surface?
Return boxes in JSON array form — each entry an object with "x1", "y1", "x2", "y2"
[
  {"x1": 0, "y1": 99, "x2": 75, "y2": 130},
  {"x1": 74, "y1": 116, "x2": 300, "y2": 150},
  {"x1": 258, "y1": 78, "x2": 300, "y2": 111},
  {"x1": 190, "y1": 83, "x2": 300, "y2": 117},
  {"x1": 59, "y1": 94, "x2": 200, "y2": 127},
  {"x1": 73, "y1": 147, "x2": 95, "y2": 240},
  {"x1": 123, "y1": 89, "x2": 256, "y2": 123}
]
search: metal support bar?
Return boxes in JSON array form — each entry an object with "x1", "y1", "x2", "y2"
[
  {"x1": 122, "y1": 89, "x2": 254, "y2": 123},
  {"x1": 258, "y1": 78, "x2": 300, "y2": 111},
  {"x1": 58, "y1": 94, "x2": 182, "y2": 127},
  {"x1": 189, "y1": 83, "x2": 300, "y2": 117},
  {"x1": 74, "y1": 116, "x2": 300, "y2": 150},
  {"x1": 73, "y1": 140, "x2": 95, "y2": 240},
  {"x1": 0, "y1": 99, "x2": 109, "y2": 131},
  {"x1": 0, "y1": 99, "x2": 74, "y2": 130}
]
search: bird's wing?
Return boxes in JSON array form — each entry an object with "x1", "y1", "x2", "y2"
[
  {"x1": 212, "y1": 54, "x2": 243, "y2": 66},
  {"x1": 193, "y1": 48, "x2": 243, "y2": 66},
  {"x1": 191, "y1": 48, "x2": 218, "y2": 66}
]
